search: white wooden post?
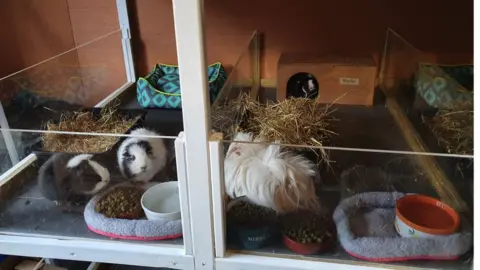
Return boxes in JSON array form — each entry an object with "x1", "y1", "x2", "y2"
[
  {"x1": 209, "y1": 133, "x2": 226, "y2": 257},
  {"x1": 175, "y1": 132, "x2": 193, "y2": 255},
  {"x1": 172, "y1": 0, "x2": 215, "y2": 269}
]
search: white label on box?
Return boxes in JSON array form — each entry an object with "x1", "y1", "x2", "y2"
[{"x1": 339, "y1": 77, "x2": 360, "y2": 86}]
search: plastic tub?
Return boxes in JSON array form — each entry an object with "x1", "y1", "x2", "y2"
[
  {"x1": 281, "y1": 211, "x2": 336, "y2": 255},
  {"x1": 226, "y1": 197, "x2": 278, "y2": 250},
  {"x1": 395, "y1": 194, "x2": 459, "y2": 238},
  {"x1": 283, "y1": 235, "x2": 323, "y2": 255},
  {"x1": 141, "y1": 181, "x2": 181, "y2": 222}
]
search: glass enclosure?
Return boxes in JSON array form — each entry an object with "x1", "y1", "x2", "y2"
[
  {"x1": 216, "y1": 142, "x2": 472, "y2": 269},
  {"x1": 0, "y1": 132, "x2": 183, "y2": 245},
  {"x1": 209, "y1": 28, "x2": 473, "y2": 269},
  {"x1": 378, "y1": 29, "x2": 473, "y2": 212},
  {"x1": 0, "y1": 1, "x2": 191, "y2": 254},
  {"x1": 0, "y1": 14, "x2": 130, "y2": 175},
  {"x1": 0, "y1": 38, "x2": 188, "y2": 245},
  {"x1": 0, "y1": 1, "x2": 473, "y2": 269}
]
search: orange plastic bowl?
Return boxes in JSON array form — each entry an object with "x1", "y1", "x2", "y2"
[
  {"x1": 395, "y1": 194, "x2": 460, "y2": 238},
  {"x1": 283, "y1": 234, "x2": 330, "y2": 255}
]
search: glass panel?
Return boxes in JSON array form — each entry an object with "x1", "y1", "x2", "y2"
[
  {"x1": 212, "y1": 60, "x2": 426, "y2": 155},
  {"x1": 0, "y1": 31, "x2": 132, "y2": 164},
  {"x1": 221, "y1": 140, "x2": 472, "y2": 268},
  {"x1": 211, "y1": 31, "x2": 260, "y2": 139},
  {"x1": 0, "y1": 0, "x2": 75, "y2": 78},
  {"x1": 213, "y1": 29, "x2": 473, "y2": 164},
  {"x1": 0, "y1": 131, "x2": 183, "y2": 246},
  {"x1": 0, "y1": 133, "x2": 13, "y2": 175},
  {"x1": 0, "y1": 30, "x2": 126, "y2": 111},
  {"x1": 378, "y1": 29, "x2": 473, "y2": 158},
  {"x1": 378, "y1": 28, "x2": 424, "y2": 101},
  {"x1": 214, "y1": 94, "x2": 435, "y2": 153},
  {"x1": 0, "y1": 30, "x2": 127, "y2": 126}
]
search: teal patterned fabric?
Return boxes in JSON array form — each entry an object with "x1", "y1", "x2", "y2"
[
  {"x1": 413, "y1": 63, "x2": 473, "y2": 109},
  {"x1": 439, "y1": 65, "x2": 473, "y2": 91},
  {"x1": 136, "y1": 63, "x2": 227, "y2": 109}
]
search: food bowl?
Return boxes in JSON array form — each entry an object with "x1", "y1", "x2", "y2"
[
  {"x1": 282, "y1": 235, "x2": 323, "y2": 255},
  {"x1": 96, "y1": 186, "x2": 145, "y2": 219},
  {"x1": 281, "y1": 211, "x2": 336, "y2": 255},
  {"x1": 226, "y1": 197, "x2": 278, "y2": 250},
  {"x1": 395, "y1": 194, "x2": 460, "y2": 238},
  {"x1": 141, "y1": 181, "x2": 181, "y2": 222}
]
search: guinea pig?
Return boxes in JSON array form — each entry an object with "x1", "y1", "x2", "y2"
[
  {"x1": 298, "y1": 74, "x2": 318, "y2": 99},
  {"x1": 225, "y1": 132, "x2": 267, "y2": 159},
  {"x1": 117, "y1": 128, "x2": 168, "y2": 183},
  {"x1": 287, "y1": 73, "x2": 318, "y2": 99},
  {"x1": 38, "y1": 153, "x2": 111, "y2": 207},
  {"x1": 224, "y1": 132, "x2": 319, "y2": 213},
  {"x1": 66, "y1": 154, "x2": 111, "y2": 195}
]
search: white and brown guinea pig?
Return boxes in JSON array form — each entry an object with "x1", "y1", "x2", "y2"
[
  {"x1": 117, "y1": 128, "x2": 167, "y2": 183},
  {"x1": 224, "y1": 132, "x2": 319, "y2": 213},
  {"x1": 38, "y1": 153, "x2": 111, "y2": 206}
]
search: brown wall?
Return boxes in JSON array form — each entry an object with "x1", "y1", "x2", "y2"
[
  {"x1": 0, "y1": 0, "x2": 473, "y2": 101},
  {"x1": 131, "y1": 0, "x2": 473, "y2": 79},
  {"x1": 0, "y1": 0, "x2": 76, "y2": 77},
  {"x1": 67, "y1": 0, "x2": 127, "y2": 105},
  {"x1": 0, "y1": 0, "x2": 78, "y2": 103},
  {"x1": 0, "y1": 0, "x2": 125, "y2": 106}
]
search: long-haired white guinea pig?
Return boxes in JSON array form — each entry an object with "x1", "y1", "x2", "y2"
[
  {"x1": 117, "y1": 128, "x2": 167, "y2": 183},
  {"x1": 224, "y1": 132, "x2": 319, "y2": 213}
]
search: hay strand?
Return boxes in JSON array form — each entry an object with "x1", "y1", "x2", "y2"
[
  {"x1": 211, "y1": 92, "x2": 253, "y2": 138},
  {"x1": 424, "y1": 101, "x2": 473, "y2": 155}
]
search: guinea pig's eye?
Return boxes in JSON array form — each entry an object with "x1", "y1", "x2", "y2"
[{"x1": 124, "y1": 153, "x2": 135, "y2": 161}]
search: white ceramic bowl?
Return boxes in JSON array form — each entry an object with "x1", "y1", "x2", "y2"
[
  {"x1": 395, "y1": 194, "x2": 459, "y2": 239},
  {"x1": 395, "y1": 215, "x2": 439, "y2": 238},
  {"x1": 141, "y1": 181, "x2": 181, "y2": 222}
]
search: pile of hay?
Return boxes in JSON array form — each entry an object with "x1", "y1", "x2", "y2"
[
  {"x1": 212, "y1": 93, "x2": 336, "y2": 159},
  {"x1": 245, "y1": 98, "x2": 335, "y2": 148},
  {"x1": 424, "y1": 101, "x2": 473, "y2": 155},
  {"x1": 42, "y1": 105, "x2": 140, "y2": 153},
  {"x1": 211, "y1": 93, "x2": 253, "y2": 138}
]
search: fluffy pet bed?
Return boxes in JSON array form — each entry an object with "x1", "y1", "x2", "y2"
[
  {"x1": 84, "y1": 185, "x2": 182, "y2": 241},
  {"x1": 333, "y1": 192, "x2": 472, "y2": 262}
]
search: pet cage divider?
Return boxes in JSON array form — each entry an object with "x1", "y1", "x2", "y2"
[
  {"x1": 209, "y1": 133, "x2": 227, "y2": 258},
  {"x1": 175, "y1": 132, "x2": 193, "y2": 255},
  {"x1": 172, "y1": 0, "x2": 216, "y2": 268},
  {"x1": 0, "y1": 103, "x2": 19, "y2": 166}
]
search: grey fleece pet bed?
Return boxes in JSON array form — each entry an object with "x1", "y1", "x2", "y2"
[
  {"x1": 84, "y1": 184, "x2": 182, "y2": 241},
  {"x1": 333, "y1": 192, "x2": 472, "y2": 262}
]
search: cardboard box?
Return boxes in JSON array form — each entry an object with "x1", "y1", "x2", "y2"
[{"x1": 277, "y1": 53, "x2": 377, "y2": 106}]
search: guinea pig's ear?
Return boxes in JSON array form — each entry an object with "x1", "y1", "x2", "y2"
[
  {"x1": 136, "y1": 141, "x2": 154, "y2": 157},
  {"x1": 66, "y1": 154, "x2": 93, "y2": 176},
  {"x1": 67, "y1": 154, "x2": 93, "y2": 169}
]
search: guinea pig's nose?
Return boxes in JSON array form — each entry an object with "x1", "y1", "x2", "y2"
[{"x1": 141, "y1": 166, "x2": 147, "y2": 172}]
